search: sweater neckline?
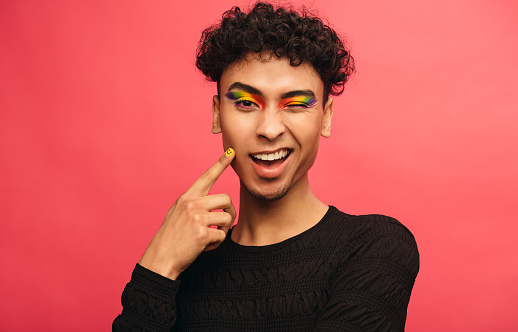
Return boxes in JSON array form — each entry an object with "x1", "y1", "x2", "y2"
[{"x1": 225, "y1": 205, "x2": 337, "y2": 253}]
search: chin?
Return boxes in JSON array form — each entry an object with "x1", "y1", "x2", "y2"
[{"x1": 244, "y1": 181, "x2": 291, "y2": 202}]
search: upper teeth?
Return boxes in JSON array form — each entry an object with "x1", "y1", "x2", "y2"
[{"x1": 253, "y1": 149, "x2": 289, "y2": 161}]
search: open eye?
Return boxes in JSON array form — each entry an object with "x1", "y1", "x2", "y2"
[
  {"x1": 235, "y1": 98, "x2": 260, "y2": 110},
  {"x1": 238, "y1": 100, "x2": 257, "y2": 107},
  {"x1": 225, "y1": 90, "x2": 264, "y2": 111}
]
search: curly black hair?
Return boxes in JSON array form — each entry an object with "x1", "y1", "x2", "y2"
[{"x1": 196, "y1": 2, "x2": 355, "y2": 104}]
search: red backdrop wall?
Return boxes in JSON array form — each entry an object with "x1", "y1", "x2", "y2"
[{"x1": 1, "y1": 0, "x2": 517, "y2": 331}]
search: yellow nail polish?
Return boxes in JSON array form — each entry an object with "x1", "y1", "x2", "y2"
[{"x1": 225, "y1": 148, "x2": 234, "y2": 157}]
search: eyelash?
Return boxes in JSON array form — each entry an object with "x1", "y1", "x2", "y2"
[
  {"x1": 227, "y1": 92, "x2": 316, "y2": 111},
  {"x1": 280, "y1": 101, "x2": 316, "y2": 110},
  {"x1": 235, "y1": 98, "x2": 260, "y2": 109},
  {"x1": 282, "y1": 102, "x2": 310, "y2": 108},
  {"x1": 234, "y1": 100, "x2": 314, "y2": 111}
]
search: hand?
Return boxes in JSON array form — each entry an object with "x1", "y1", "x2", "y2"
[{"x1": 138, "y1": 148, "x2": 236, "y2": 280}]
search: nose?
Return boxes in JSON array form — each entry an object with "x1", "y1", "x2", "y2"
[{"x1": 256, "y1": 108, "x2": 286, "y2": 141}]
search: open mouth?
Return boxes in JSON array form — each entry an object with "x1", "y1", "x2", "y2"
[{"x1": 250, "y1": 149, "x2": 291, "y2": 168}]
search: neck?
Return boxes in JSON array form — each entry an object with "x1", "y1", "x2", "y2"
[{"x1": 232, "y1": 174, "x2": 328, "y2": 246}]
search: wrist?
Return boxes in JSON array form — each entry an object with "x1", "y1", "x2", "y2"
[{"x1": 138, "y1": 253, "x2": 182, "y2": 280}]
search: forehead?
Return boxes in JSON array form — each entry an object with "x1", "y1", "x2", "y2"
[{"x1": 220, "y1": 53, "x2": 324, "y2": 98}]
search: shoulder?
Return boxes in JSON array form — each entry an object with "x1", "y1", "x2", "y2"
[
  {"x1": 326, "y1": 206, "x2": 418, "y2": 247},
  {"x1": 324, "y1": 207, "x2": 420, "y2": 275},
  {"x1": 316, "y1": 208, "x2": 420, "y2": 331}
]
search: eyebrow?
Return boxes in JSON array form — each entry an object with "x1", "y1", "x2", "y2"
[
  {"x1": 227, "y1": 82, "x2": 262, "y2": 95},
  {"x1": 227, "y1": 82, "x2": 317, "y2": 101},
  {"x1": 280, "y1": 90, "x2": 316, "y2": 100}
]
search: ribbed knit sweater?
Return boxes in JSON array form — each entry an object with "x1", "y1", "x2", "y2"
[{"x1": 113, "y1": 206, "x2": 419, "y2": 331}]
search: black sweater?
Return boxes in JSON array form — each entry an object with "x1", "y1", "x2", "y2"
[{"x1": 113, "y1": 206, "x2": 419, "y2": 331}]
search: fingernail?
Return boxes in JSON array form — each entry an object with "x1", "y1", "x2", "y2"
[{"x1": 225, "y1": 148, "x2": 234, "y2": 157}]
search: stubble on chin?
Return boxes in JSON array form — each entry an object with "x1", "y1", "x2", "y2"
[{"x1": 245, "y1": 181, "x2": 291, "y2": 202}]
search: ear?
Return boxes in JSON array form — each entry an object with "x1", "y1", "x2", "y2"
[
  {"x1": 212, "y1": 95, "x2": 222, "y2": 134},
  {"x1": 320, "y1": 97, "x2": 334, "y2": 138}
]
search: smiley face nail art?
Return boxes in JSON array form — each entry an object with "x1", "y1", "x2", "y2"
[{"x1": 226, "y1": 148, "x2": 234, "y2": 156}]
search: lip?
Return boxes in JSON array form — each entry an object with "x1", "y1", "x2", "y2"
[
  {"x1": 249, "y1": 148, "x2": 292, "y2": 179},
  {"x1": 250, "y1": 148, "x2": 291, "y2": 156}
]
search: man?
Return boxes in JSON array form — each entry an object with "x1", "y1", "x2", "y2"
[{"x1": 113, "y1": 3, "x2": 419, "y2": 331}]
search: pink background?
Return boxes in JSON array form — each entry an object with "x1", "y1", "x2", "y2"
[{"x1": 1, "y1": 0, "x2": 517, "y2": 331}]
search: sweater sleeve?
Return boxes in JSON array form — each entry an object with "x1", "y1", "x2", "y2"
[
  {"x1": 314, "y1": 215, "x2": 420, "y2": 332},
  {"x1": 112, "y1": 264, "x2": 180, "y2": 332}
]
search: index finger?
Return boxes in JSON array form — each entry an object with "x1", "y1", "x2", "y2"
[{"x1": 187, "y1": 148, "x2": 235, "y2": 196}]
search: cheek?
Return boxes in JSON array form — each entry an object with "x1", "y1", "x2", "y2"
[
  {"x1": 286, "y1": 113, "x2": 323, "y2": 144},
  {"x1": 220, "y1": 111, "x2": 255, "y2": 148}
]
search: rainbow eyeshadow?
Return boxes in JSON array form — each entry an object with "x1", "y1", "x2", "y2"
[
  {"x1": 225, "y1": 91, "x2": 265, "y2": 109},
  {"x1": 279, "y1": 96, "x2": 317, "y2": 109}
]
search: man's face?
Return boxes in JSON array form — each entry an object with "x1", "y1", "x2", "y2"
[{"x1": 212, "y1": 53, "x2": 333, "y2": 201}]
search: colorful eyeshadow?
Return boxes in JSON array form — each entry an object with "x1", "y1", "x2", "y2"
[
  {"x1": 279, "y1": 96, "x2": 317, "y2": 108},
  {"x1": 225, "y1": 91, "x2": 265, "y2": 109}
]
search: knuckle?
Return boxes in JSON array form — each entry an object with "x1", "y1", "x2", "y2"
[
  {"x1": 194, "y1": 226, "x2": 209, "y2": 241},
  {"x1": 176, "y1": 197, "x2": 191, "y2": 211},
  {"x1": 222, "y1": 193, "x2": 232, "y2": 204},
  {"x1": 184, "y1": 201, "x2": 197, "y2": 212},
  {"x1": 192, "y1": 213, "x2": 203, "y2": 223},
  {"x1": 224, "y1": 213, "x2": 233, "y2": 224},
  {"x1": 217, "y1": 153, "x2": 228, "y2": 165},
  {"x1": 200, "y1": 169, "x2": 214, "y2": 182}
]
